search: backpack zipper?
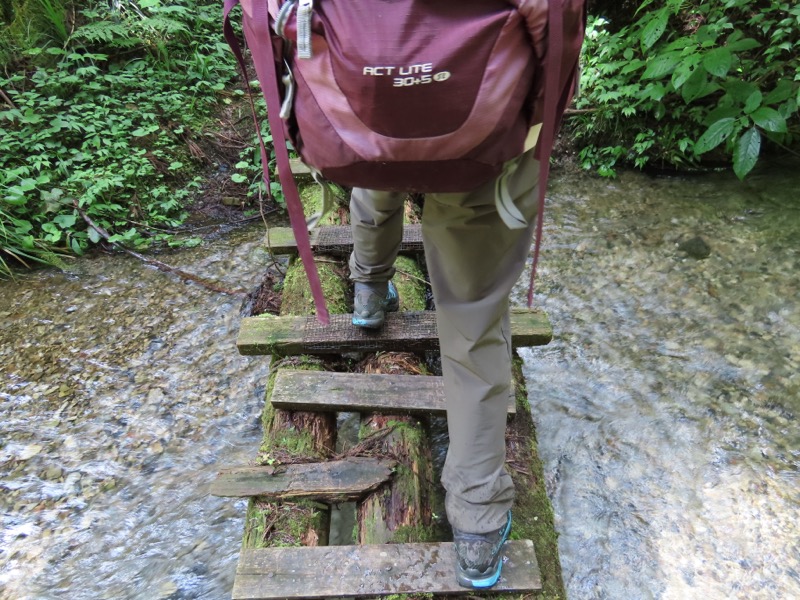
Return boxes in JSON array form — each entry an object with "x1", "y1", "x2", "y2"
[
  {"x1": 296, "y1": 0, "x2": 314, "y2": 59},
  {"x1": 276, "y1": 0, "x2": 313, "y2": 59}
]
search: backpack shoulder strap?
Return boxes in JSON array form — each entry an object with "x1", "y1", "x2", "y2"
[
  {"x1": 527, "y1": 0, "x2": 585, "y2": 307},
  {"x1": 223, "y1": 0, "x2": 330, "y2": 324}
]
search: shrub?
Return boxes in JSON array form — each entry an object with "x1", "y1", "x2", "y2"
[
  {"x1": 0, "y1": 0, "x2": 237, "y2": 276},
  {"x1": 573, "y1": 0, "x2": 799, "y2": 177}
]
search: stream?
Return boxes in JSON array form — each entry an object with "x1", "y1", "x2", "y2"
[{"x1": 1, "y1": 161, "x2": 798, "y2": 599}]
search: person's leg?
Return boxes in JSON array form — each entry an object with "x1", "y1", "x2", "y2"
[
  {"x1": 421, "y1": 150, "x2": 540, "y2": 536},
  {"x1": 349, "y1": 188, "x2": 405, "y2": 327}
]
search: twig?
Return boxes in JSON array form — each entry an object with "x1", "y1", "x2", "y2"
[
  {"x1": 564, "y1": 107, "x2": 599, "y2": 115},
  {"x1": 75, "y1": 200, "x2": 247, "y2": 296},
  {"x1": 0, "y1": 87, "x2": 17, "y2": 109},
  {"x1": 764, "y1": 136, "x2": 800, "y2": 160},
  {"x1": 395, "y1": 268, "x2": 431, "y2": 288}
]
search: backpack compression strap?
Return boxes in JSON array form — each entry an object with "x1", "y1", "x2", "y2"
[
  {"x1": 527, "y1": 0, "x2": 565, "y2": 308},
  {"x1": 223, "y1": 0, "x2": 330, "y2": 324}
]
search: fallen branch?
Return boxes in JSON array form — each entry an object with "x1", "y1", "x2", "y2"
[
  {"x1": 75, "y1": 200, "x2": 247, "y2": 296},
  {"x1": 564, "y1": 107, "x2": 600, "y2": 115},
  {"x1": 0, "y1": 87, "x2": 17, "y2": 109}
]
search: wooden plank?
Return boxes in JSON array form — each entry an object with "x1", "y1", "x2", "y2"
[
  {"x1": 210, "y1": 458, "x2": 395, "y2": 500},
  {"x1": 262, "y1": 224, "x2": 424, "y2": 256},
  {"x1": 233, "y1": 540, "x2": 541, "y2": 599},
  {"x1": 237, "y1": 309, "x2": 552, "y2": 356},
  {"x1": 271, "y1": 369, "x2": 516, "y2": 415},
  {"x1": 289, "y1": 157, "x2": 312, "y2": 175}
]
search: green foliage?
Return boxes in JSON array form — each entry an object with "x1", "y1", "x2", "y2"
[
  {"x1": 0, "y1": 0, "x2": 237, "y2": 276},
  {"x1": 573, "y1": 0, "x2": 799, "y2": 178}
]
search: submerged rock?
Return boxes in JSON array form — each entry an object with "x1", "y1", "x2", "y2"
[{"x1": 678, "y1": 235, "x2": 712, "y2": 259}]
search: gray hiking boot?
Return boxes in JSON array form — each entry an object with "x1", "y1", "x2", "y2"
[
  {"x1": 453, "y1": 510, "x2": 512, "y2": 589},
  {"x1": 352, "y1": 280, "x2": 399, "y2": 328}
]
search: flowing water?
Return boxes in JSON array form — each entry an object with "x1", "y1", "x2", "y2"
[
  {"x1": 0, "y1": 229, "x2": 278, "y2": 599},
  {"x1": 1, "y1": 162, "x2": 798, "y2": 599},
  {"x1": 517, "y1": 161, "x2": 800, "y2": 599}
]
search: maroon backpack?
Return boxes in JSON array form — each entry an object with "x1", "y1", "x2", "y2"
[{"x1": 223, "y1": 0, "x2": 586, "y2": 323}]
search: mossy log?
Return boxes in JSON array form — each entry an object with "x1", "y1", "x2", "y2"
[
  {"x1": 353, "y1": 245, "x2": 439, "y2": 546},
  {"x1": 242, "y1": 249, "x2": 347, "y2": 551},
  {"x1": 356, "y1": 410, "x2": 439, "y2": 545},
  {"x1": 496, "y1": 354, "x2": 567, "y2": 600}
]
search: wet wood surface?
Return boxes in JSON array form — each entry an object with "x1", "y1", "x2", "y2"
[
  {"x1": 233, "y1": 540, "x2": 541, "y2": 599},
  {"x1": 262, "y1": 224, "x2": 424, "y2": 256},
  {"x1": 238, "y1": 309, "x2": 552, "y2": 356},
  {"x1": 211, "y1": 458, "x2": 396, "y2": 500},
  {"x1": 270, "y1": 369, "x2": 516, "y2": 415}
]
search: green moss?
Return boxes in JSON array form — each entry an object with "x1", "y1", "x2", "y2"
[
  {"x1": 389, "y1": 523, "x2": 441, "y2": 544},
  {"x1": 242, "y1": 498, "x2": 329, "y2": 549},
  {"x1": 392, "y1": 255, "x2": 427, "y2": 312},
  {"x1": 300, "y1": 182, "x2": 344, "y2": 226},
  {"x1": 258, "y1": 356, "x2": 327, "y2": 464},
  {"x1": 492, "y1": 356, "x2": 566, "y2": 600},
  {"x1": 280, "y1": 257, "x2": 349, "y2": 316}
]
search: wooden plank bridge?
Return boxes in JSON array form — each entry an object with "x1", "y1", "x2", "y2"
[{"x1": 215, "y1": 195, "x2": 554, "y2": 597}]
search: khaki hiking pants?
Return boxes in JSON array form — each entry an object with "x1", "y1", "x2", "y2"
[{"x1": 349, "y1": 150, "x2": 540, "y2": 535}]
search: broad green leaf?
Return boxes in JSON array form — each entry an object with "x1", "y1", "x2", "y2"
[
  {"x1": 704, "y1": 104, "x2": 739, "y2": 125},
  {"x1": 723, "y1": 80, "x2": 759, "y2": 103},
  {"x1": 87, "y1": 227, "x2": 101, "y2": 244},
  {"x1": 733, "y1": 127, "x2": 761, "y2": 180},
  {"x1": 672, "y1": 55, "x2": 701, "y2": 89},
  {"x1": 744, "y1": 90, "x2": 763, "y2": 115},
  {"x1": 642, "y1": 52, "x2": 681, "y2": 79},
  {"x1": 703, "y1": 47, "x2": 732, "y2": 78},
  {"x1": 681, "y1": 68, "x2": 710, "y2": 103},
  {"x1": 54, "y1": 214, "x2": 77, "y2": 229},
  {"x1": 641, "y1": 10, "x2": 669, "y2": 50},
  {"x1": 694, "y1": 117, "x2": 736, "y2": 155},
  {"x1": 751, "y1": 107, "x2": 788, "y2": 132},
  {"x1": 763, "y1": 80, "x2": 795, "y2": 105},
  {"x1": 725, "y1": 37, "x2": 761, "y2": 52}
]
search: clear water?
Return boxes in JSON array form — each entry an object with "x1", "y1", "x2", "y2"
[
  {"x1": 0, "y1": 229, "x2": 277, "y2": 599},
  {"x1": 1, "y1": 162, "x2": 798, "y2": 600},
  {"x1": 517, "y1": 162, "x2": 800, "y2": 599}
]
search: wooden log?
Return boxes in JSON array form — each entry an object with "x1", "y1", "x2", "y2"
[
  {"x1": 262, "y1": 224, "x2": 424, "y2": 256},
  {"x1": 357, "y1": 414, "x2": 436, "y2": 545},
  {"x1": 241, "y1": 252, "x2": 344, "y2": 551},
  {"x1": 504, "y1": 353, "x2": 568, "y2": 599},
  {"x1": 232, "y1": 540, "x2": 542, "y2": 599},
  {"x1": 349, "y1": 352, "x2": 440, "y2": 545},
  {"x1": 210, "y1": 458, "x2": 395, "y2": 500},
  {"x1": 270, "y1": 369, "x2": 516, "y2": 415},
  {"x1": 238, "y1": 309, "x2": 553, "y2": 356}
]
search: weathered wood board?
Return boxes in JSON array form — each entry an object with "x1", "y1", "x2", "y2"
[
  {"x1": 263, "y1": 224, "x2": 424, "y2": 256},
  {"x1": 210, "y1": 458, "x2": 395, "y2": 500},
  {"x1": 271, "y1": 369, "x2": 516, "y2": 415},
  {"x1": 238, "y1": 309, "x2": 552, "y2": 356},
  {"x1": 233, "y1": 540, "x2": 541, "y2": 599}
]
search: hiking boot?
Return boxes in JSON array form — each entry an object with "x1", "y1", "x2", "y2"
[
  {"x1": 453, "y1": 510, "x2": 512, "y2": 589},
  {"x1": 352, "y1": 280, "x2": 399, "y2": 328}
]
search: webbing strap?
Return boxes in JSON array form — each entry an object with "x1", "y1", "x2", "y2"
[
  {"x1": 223, "y1": 0, "x2": 330, "y2": 324},
  {"x1": 527, "y1": 0, "x2": 565, "y2": 308}
]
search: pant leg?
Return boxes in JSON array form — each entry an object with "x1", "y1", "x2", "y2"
[
  {"x1": 421, "y1": 150, "x2": 541, "y2": 534},
  {"x1": 349, "y1": 187, "x2": 406, "y2": 283}
]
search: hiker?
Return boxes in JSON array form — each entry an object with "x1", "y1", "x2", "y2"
[
  {"x1": 224, "y1": 0, "x2": 585, "y2": 590},
  {"x1": 347, "y1": 4, "x2": 586, "y2": 589}
]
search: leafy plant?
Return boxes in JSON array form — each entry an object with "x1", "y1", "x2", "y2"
[
  {"x1": 0, "y1": 0, "x2": 239, "y2": 275},
  {"x1": 572, "y1": 0, "x2": 799, "y2": 178}
]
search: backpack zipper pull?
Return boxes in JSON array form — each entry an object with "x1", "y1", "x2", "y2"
[
  {"x1": 297, "y1": 0, "x2": 314, "y2": 59},
  {"x1": 275, "y1": 0, "x2": 297, "y2": 38}
]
